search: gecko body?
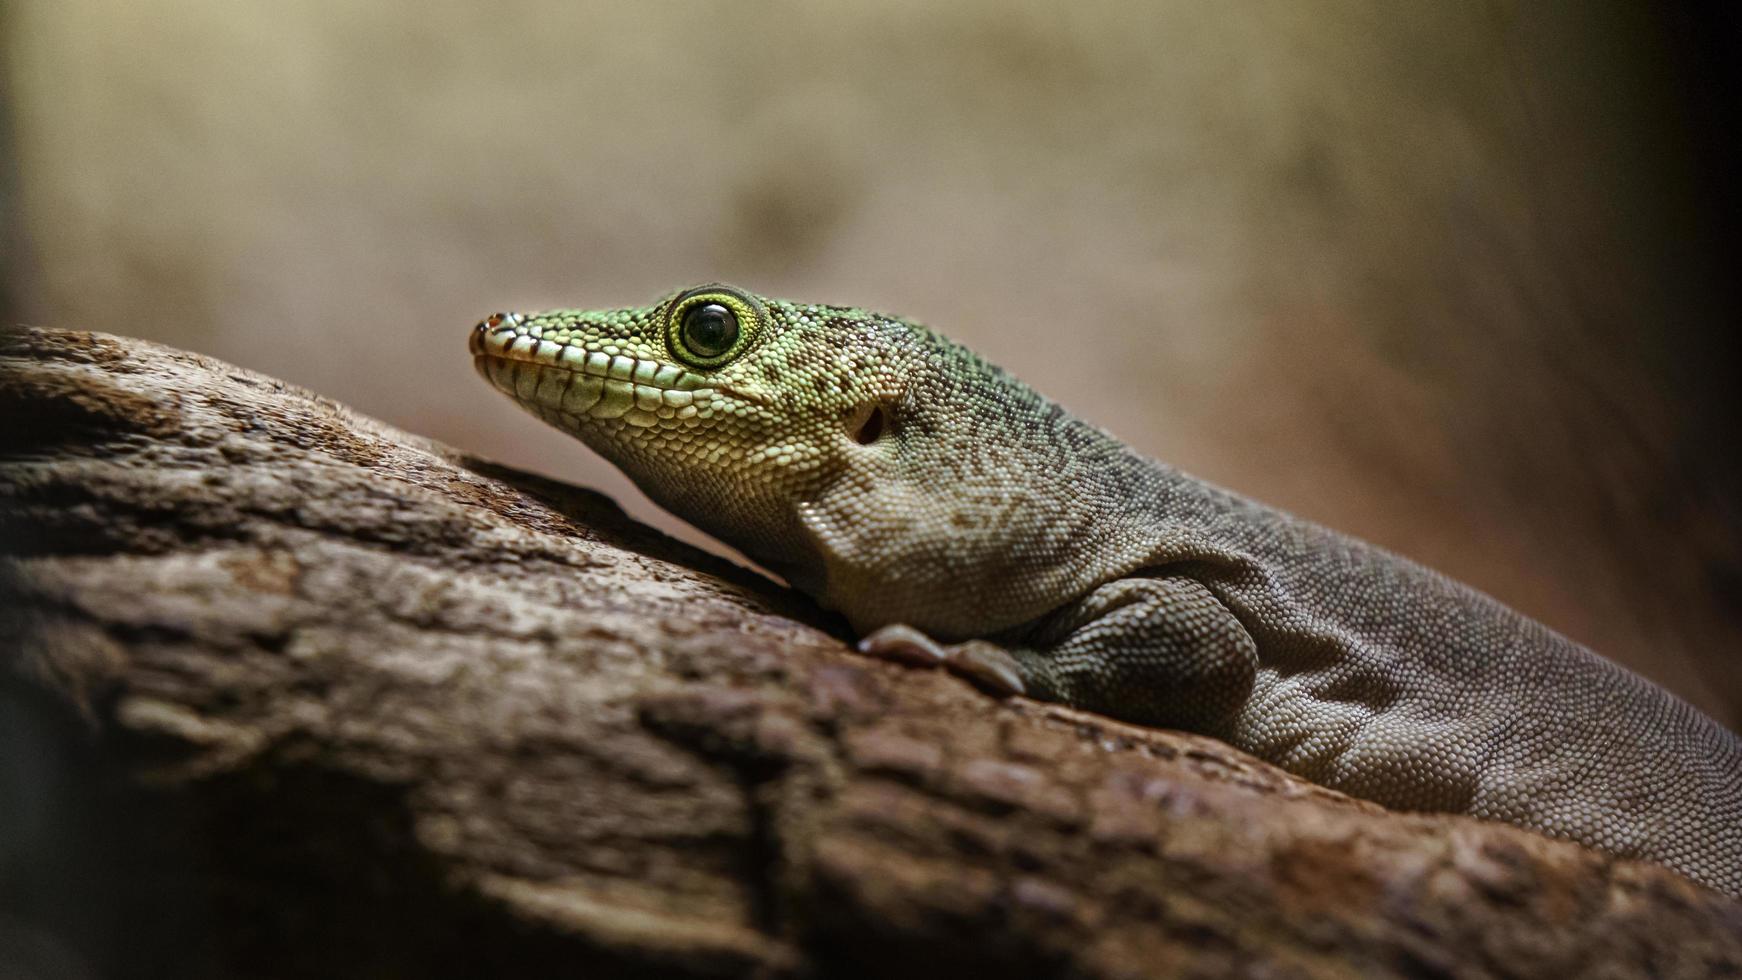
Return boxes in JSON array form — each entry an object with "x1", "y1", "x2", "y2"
[{"x1": 470, "y1": 283, "x2": 1741, "y2": 895}]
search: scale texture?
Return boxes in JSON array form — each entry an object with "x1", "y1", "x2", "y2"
[{"x1": 471, "y1": 284, "x2": 1742, "y2": 896}]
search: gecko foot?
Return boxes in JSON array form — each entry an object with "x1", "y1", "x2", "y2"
[{"x1": 856, "y1": 624, "x2": 1026, "y2": 697}]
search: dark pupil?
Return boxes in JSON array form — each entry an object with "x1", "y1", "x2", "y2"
[{"x1": 682, "y1": 303, "x2": 739, "y2": 357}]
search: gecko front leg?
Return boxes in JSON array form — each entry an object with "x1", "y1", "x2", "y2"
[{"x1": 858, "y1": 573, "x2": 1258, "y2": 733}]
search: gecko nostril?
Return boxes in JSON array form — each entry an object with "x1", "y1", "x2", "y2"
[{"x1": 469, "y1": 317, "x2": 509, "y2": 354}]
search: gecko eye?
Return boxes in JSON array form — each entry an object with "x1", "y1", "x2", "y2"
[
  {"x1": 665, "y1": 285, "x2": 764, "y2": 368},
  {"x1": 681, "y1": 303, "x2": 739, "y2": 358}
]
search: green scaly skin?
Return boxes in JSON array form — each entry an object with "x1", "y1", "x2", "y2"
[{"x1": 470, "y1": 283, "x2": 1742, "y2": 896}]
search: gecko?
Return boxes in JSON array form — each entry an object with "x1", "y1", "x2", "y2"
[{"x1": 469, "y1": 282, "x2": 1742, "y2": 895}]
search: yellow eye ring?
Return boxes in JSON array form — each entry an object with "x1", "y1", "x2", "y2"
[{"x1": 664, "y1": 285, "x2": 764, "y2": 368}]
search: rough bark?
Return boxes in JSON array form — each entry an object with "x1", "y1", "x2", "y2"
[{"x1": 1, "y1": 326, "x2": 1737, "y2": 980}]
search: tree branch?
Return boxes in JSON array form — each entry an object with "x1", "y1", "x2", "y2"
[{"x1": 2, "y1": 326, "x2": 1737, "y2": 979}]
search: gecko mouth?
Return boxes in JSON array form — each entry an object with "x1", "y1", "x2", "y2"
[{"x1": 470, "y1": 315, "x2": 719, "y2": 430}]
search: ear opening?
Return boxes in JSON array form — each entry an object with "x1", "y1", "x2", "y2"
[{"x1": 849, "y1": 402, "x2": 889, "y2": 445}]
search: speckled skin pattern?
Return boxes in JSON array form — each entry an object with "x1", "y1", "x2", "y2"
[{"x1": 471, "y1": 283, "x2": 1742, "y2": 895}]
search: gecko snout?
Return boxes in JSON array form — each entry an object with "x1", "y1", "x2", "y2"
[{"x1": 470, "y1": 313, "x2": 521, "y2": 355}]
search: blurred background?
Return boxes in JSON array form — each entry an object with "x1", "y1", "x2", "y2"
[{"x1": 3, "y1": 1, "x2": 1738, "y2": 727}]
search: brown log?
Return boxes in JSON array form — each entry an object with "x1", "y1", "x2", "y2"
[{"x1": 2, "y1": 326, "x2": 1738, "y2": 979}]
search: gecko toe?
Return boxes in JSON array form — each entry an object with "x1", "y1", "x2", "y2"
[
  {"x1": 857, "y1": 623, "x2": 950, "y2": 666},
  {"x1": 945, "y1": 642, "x2": 1027, "y2": 697},
  {"x1": 858, "y1": 626, "x2": 1025, "y2": 698}
]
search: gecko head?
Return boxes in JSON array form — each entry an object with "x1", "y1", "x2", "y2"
[
  {"x1": 473, "y1": 281, "x2": 1117, "y2": 634},
  {"x1": 470, "y1": 282, "x2": 923, "y2": 587}
]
